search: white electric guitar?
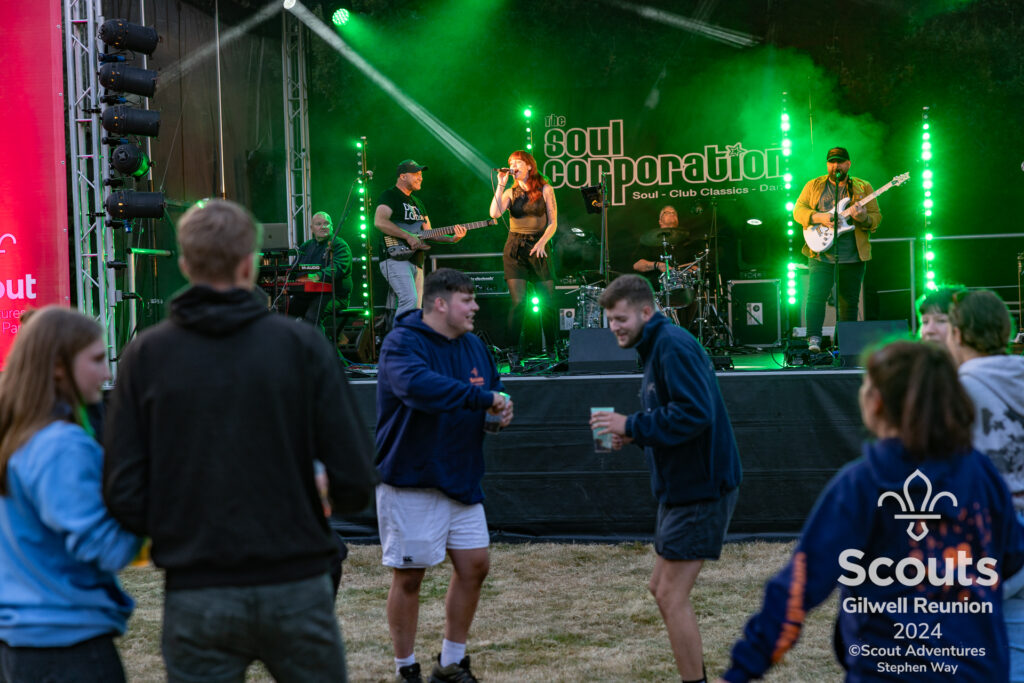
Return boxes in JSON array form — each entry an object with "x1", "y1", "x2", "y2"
[
  {"x1": 803, "y1": 172, "x2": 910, "y2": 253},
  {"x1": 383, "y1": 218, "x2": 498, "y2": 261}
]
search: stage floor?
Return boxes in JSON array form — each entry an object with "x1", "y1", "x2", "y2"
[{"x1": 338, "y1": 359, "x2": 865, "y2": 542}]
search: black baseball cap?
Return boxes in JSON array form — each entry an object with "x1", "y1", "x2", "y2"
[
  {"x1": 396, "y1": 159, "x2": 428, "y2": 176},
  {"x1": 826, "y1": 147, "x2": 850, "y2": 162}
]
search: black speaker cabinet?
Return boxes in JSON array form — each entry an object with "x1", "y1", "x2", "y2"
[
  {"x1": 728, "y1": 279, "x2": 781, "y2": 347},
  {"x1": 836, "y1": 320, "x2": 909, "y2": 367},
  {"x1": 567, "y1": 328, "x2": 638, "y2": 374}
]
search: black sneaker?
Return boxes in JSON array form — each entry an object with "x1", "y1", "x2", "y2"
[
  {"x1": 396, "y1": 662, "x2": 424, "y2": 682},
  {"x1": 428, "y1": 654, "x2": 478, "y2": 683}
]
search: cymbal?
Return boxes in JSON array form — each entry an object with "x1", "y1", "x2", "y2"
[
  {"x1": 638, "y1": 227, "x2": 688, "y2": 247},
  {"x1": 577, "y1": 269, "x2": 623, "y2": 284}
]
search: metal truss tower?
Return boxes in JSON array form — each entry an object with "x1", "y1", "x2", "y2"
[
  {"x1": 63, "y1": 0, "x2": 119, "y2": 370},
  {"x1": 282, "y1": 10, "x2": 312, "y2": 246}
]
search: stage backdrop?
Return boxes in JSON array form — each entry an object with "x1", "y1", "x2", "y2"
[{"x1": 0, "y1": 2, "x2": 70, "y2": 368}]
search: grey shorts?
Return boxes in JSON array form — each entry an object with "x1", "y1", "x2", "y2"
[{"x1": 654, "y1": 487, "x2": 738, "y2": 561}]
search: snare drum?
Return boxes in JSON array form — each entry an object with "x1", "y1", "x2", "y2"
[
  {"x1": 575, "y1": 285, "x2": 605, "y2": 328},
  {"x1": 659, "y1": 267, "x2": 694, "y2": 308}
]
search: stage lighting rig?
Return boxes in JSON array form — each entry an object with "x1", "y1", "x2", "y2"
[
  {"x1": 98, "y1": 18, "x2": 164, "y2": 226},
  {"x1": 99, "y1": 19, "x2": 159, "y2": 55}
]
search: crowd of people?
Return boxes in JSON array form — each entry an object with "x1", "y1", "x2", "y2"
[{"x1": 0, "y1": 197, "x2": 1022, "y2": 683}]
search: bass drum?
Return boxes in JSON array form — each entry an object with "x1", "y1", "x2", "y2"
[{"x1": 575, "y1": 285, "x2": 605, "y2": 328}]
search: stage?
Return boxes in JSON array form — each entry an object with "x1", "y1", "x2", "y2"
[{"x1": 336, "y1": 358, "x2": 866, "y2": 542}]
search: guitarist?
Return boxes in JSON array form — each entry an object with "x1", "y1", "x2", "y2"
[
  {"x1": 374, "y1": 159, "x2": 466, "y2": 327},
  {"x1": 793, "y1": 146, "x2": 882, "y2": 353}
]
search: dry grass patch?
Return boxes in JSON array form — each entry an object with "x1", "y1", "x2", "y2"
[{"x1": 119, "y1": 541, "x2": 843, "y2": 682}]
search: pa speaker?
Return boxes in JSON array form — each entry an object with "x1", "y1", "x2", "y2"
[
  {"x1": 728, "y1": 279, "x2": 781, "y2": 347},
  {"x1": 568, "y1": 328, "x2": 638, "y2": 374},
  {"x1": 836, "y1": 320, "x2": 909, "y2": 367}
]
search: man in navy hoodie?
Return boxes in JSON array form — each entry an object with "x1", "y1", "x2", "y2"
[
  {"x1": 591, "y1": 274, "x2": 741, "y2": 683},
  {"x1": 375, "y1": 268, "x2": 512, "y2": 683}
]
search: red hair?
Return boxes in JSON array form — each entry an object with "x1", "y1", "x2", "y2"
[{"x1": 509, "y1": 150, "x2": 547, "y2": 203}]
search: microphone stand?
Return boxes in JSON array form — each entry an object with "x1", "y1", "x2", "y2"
[
  {"x1": 829, "y1": 173, "x2": 842, "y2": 366},
  {"x1": 597, "y1": 171, "x2": 611, "y2": 282}
]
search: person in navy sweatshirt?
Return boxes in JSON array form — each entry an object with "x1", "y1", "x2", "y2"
[
  {"x1": 590, "y1": 274, "x2": 741, "y2": 683},
  {"x1": 717, "y1": 340, "x2": 1024, "y2": 682},
  {"x1": 0, "y1": 307, "x2": 141, "y2": 682},
  {"x1": 375, "y1": 268, "x2": 512, "y2": 683}
]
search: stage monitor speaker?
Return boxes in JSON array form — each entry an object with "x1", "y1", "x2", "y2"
[
  {"x1": 728, "y1": 279, "x2": 781, "y2": 347},
  {"x1": 568, "y1": 328, "x2": 638, "y2": 374},
  {"x1": 836, "y1": 320, "x2": 909, "y2": 367}
]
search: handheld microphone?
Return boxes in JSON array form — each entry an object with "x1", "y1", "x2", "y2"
[{"x1": 493, "y1": 167, "x2": 511, "y2": 173}]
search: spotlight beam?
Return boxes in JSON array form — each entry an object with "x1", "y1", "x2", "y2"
[
  {"x1": 601, "y1": 0, "x2": 761, "y2": 48},
  {"x1": 160, "y1": 0, "x2": 281, "y2": 87},
  {"x1": 286, "y1": 1, "x2": 492, "y2": 182}
]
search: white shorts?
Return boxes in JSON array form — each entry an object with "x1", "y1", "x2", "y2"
[{"x1": 376, "y1": 483, "x2": 489, "y2": 568}]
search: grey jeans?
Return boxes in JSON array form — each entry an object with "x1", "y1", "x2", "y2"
[
  {"x1": 161, "y1": 573, "x2": 346, "y2": 683},
  {"x1": 380, "y1": 258, "x2": 423, "y2": 317}
]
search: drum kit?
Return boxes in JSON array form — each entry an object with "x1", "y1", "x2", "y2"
[{"x1": 571, "y1": 225, "x2": 734, "y2": 349}]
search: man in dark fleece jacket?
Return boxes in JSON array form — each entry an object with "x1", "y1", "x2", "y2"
[
  {"x1": 102, "y1": 200, "x2": 377, "y2": 683},
  {"x1": 591, "y1": 274, "x2": 741, "y2": 683},
  {"x1": 375, "y1": 268, "x2": 511, "y2": 683}
]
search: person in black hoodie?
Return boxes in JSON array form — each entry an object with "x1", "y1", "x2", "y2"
[
  {"x1": 102, "y1": 199, "x2": 378, "y2": 682},
  {"x1": 590, "y1": 274, "x2": 741, "y2": 683}
]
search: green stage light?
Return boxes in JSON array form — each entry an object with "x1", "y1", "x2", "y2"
[
  {"x1": 783, "y1": 149, "x2": 791, "y2": 157},
  {"x1": 925, "y1": 251, "x2": 935, "y2": 261},
  {"x1": 523, "y1": 107, "x2": 532, "y2": 118},
  {"x1": 922, "y1": 151, "x2": 932, "y2": 161},
  {"x1": 923, "y1": 123, "x2": 930, "y2": 130},
  {"x1": 785, "y1": 201, "x2": 794, "y2": 211},
  {"x1": 926, "y1": 281, "x2": 937, "y2": 291},
  {"x1": 531, "y1": 296, "x2": 539, "y2": 305},
  {"x1": 356, "y1": 141, "x2": 362, "y2": 148},
  {"x1": 922, "y1": 169, "x2": 933, "y2": 180},
  {"x1": 926, "y1": 271, "x2": 935, "y2": 280},
  {"x1": 787, "y1": 262, "x2": 796, "y2": 271},
  {"x1": 924, "y1": 199, "x2": 933, "y2": 209},
  {"x1": 786, "y1": 229, "x2": 794, "y2": 236},
  {"x1": 526, "y1": 143, "x2": 533, "y2": 150},
  {"x1": 788, "y1": 296, "x2": 797, "y2": 305},
  {"x1": 925, "y1": 233, "x2": 933, "y2": 241},
  {"x1": 782, "y1": 139, "x2": 791, "y2": 148},
  {"x1": 783, "y1": 173, "x2": 792, "y2": 183},
  {"x1": 331, "y1": 8, "x2": 350, "y2": 26},
  {"x1": 923, "y1": 180, "x2": 933, "y2": 190},
  {"x1": 358, "y1": 187, "x2": 365, "y2": 194},
  {"x1": 925, "y1": 210, "x2": 933, "y2": 217}
]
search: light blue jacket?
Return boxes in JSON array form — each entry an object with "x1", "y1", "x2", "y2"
[{"x1": 0, "y1": 420, "x2": 140, "y2": 647}]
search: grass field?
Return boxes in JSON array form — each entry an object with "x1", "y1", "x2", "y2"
[{"x1": 118, "y1": 541, "x2": 843, "y2": 682}]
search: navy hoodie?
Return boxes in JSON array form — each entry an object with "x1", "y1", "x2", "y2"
[
  {"x1": 376, "y1": 309, "x2": 504, "y2": 505},
  {"x1": 723, "y1": 438, "x2": 1024, "y2": 682},
  {"x1": 625, "y1": 313, "x2": 741, "y2": 505}
]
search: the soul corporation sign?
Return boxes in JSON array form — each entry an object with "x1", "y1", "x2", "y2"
[{"x1": 541, "y1": 117, "x2": 786, "y2": 206}]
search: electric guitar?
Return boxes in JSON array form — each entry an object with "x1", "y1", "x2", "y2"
[
  {"x1": 383, "y1": 219, "x2": 498, "y2": 261},
  {"x1": 803, "y1": 172, "x2": 910, "y2": 253}
]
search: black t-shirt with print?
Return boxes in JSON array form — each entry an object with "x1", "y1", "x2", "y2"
[{"x1": 376, "y1": 185, "x2": 428, "y2": 267}]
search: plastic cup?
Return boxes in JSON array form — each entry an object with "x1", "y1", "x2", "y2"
[{"x1": 590, "y1": 406, "x2": 615, "y2": 453}]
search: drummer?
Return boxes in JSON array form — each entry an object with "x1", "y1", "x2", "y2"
[{"x1": 630, "y1": 205, "x2": 702, "y2": 328}]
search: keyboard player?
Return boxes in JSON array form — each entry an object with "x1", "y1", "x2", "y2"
[{"x1": 288, "y1": 211, "x2": 353, "y2": 331}]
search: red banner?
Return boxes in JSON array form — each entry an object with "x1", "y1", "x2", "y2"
[{"x1": 0, "y1": 2, "x2": 71, "y2": 368}]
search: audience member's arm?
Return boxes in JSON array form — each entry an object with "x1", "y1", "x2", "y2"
[
  {"x1": 381, "y1": 342, "x2": 494, "y2": 414},
  {"x1": 34, "y1": 429, "x2": 142, "y2": 572},
  {"x1": 101, "y1": 346, "x2": 150, "y2": 536},
  {"x1": 312, "y1": 338, "x2": 378, "y2": 514}
]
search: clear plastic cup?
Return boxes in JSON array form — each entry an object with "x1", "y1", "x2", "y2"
[{"x1": 590, "y1": 406, "x2": 615, "y2": 452}]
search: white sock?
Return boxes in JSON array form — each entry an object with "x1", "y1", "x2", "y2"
[
  {"x1": 395, "y1": 654, "x2": 416, "y2": 674},
  {"x1": 440, "y1": 639, "x2": 466, "y2": 667}
]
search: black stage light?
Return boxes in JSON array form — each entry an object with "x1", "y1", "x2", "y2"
[
  {"x1": 99, "y1": 64, "x2": 157, "y2": 97},
  {"x1": 102, "y1": 106, "x2": 160, "y2": 137},
  {"x1": 99, "y1": 19, "x2": 159, "y2": 55},
  {"x1": 111, "y1": 143, "x2": 151, "y2": 177},
  {"x1": 105, "y1": 191, "x2": 165, "y2": 220}
]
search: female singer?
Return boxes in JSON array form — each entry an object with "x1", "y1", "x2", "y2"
[{"x1": 490, "y1": 150, "x2": 559, "y2": 360}]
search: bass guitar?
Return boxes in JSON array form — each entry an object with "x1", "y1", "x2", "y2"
[
  {"x1": 384, "y1": 218, "x2": 498, "y2": 261},
  {"x1": 803, "y1": 172, "x2": 909, "y2": 253}
]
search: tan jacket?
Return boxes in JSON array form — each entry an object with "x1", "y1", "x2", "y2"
[{"x1": 794, "y1": 175, "x2": 882, "y2": 261}]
